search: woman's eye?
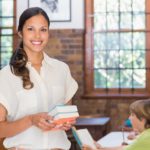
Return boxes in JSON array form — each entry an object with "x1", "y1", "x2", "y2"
[
  {"x1": 41, "y1": 28, "x2": 47, "y2": 32},
  {"x1": 27, "y1": 27, "x2": 33, "y2": 31}
]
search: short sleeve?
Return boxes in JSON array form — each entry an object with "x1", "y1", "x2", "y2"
[
  {"x1": 65, "y1": 66, "x2": 78, "y2": 102},
  {"x1": 0, "y1": 93, "x2": 11, "y2": 116},
  {"x1": 124, "y1": 133, "x2": 149, "y2": 150}
]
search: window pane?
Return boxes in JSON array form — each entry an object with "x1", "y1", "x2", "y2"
[
  {"x1": 94, "y1": 51, "x2": 107, "y2": 68},
  {"x1": 0, "y1": 1, "x2": 2, "y2": 15},
  {"x1": 107, "y1": 13, "x2": 119, "y2": 30},
  {"x1": 106, "y1": 70, "x2": 119, "y2": 88},
  {"x1": 120, "y1": 13, "x2": 132, "y2": 29},
  {"x1": 94, "y1": 69, "x2": 107, "y2": 88},
  {"x1": 133, "y1": 13, "x2": 145, "y2": 29},
  {"x1": 119, "y1": 51, "x2": 133, "y2": 68},
  {"x1": 1, "y1": 36, "x2": 13, "y2": 47},
  {"x1": 1, "y1": 46, "x2": 13, "y2": 52},
  {"x1": 107, "y1": 51, "x2": 119, "y2": 68},
  {"x1": 133, "y1": 0, "x2": 145, "y2": 12},
  {"x1": 1, "y1": 18, "x2": 13, "y2": 27},
  {"x1": 1, "y1": 29, "x2": 13, "y2": 35},
  {"x1": 120, "y1": 0, "x2": 132, "y2": 12},
  {"x1": 107, "y1": 0, "x2": 119, "y2": 12},
  {"x1": 133, "y1": 51, "x2": 145, "y2": 68},
  {"x1": 94, "y1": 33, "x2": 106, "y2": 50},
  {"x1": 133, "y1": 32, "x2": 145, "y2": 50},
  {"x1": 2, "y1": 0, "x2": 13, "y2": 16},
  {"x1": 94, "y1": 0, "x2": 106, "y2": 13},
  {"x1": 133, "y1": 69, "x2": 145, "y2": 88},
  {"x1": 94, "y1": 13, "x2": 106, "y2": 30},
  {"x1": 1, "y1": 51, "x2": 12, "y2": 67},
  {"x1": 120, "y1": 69, "x2": 132, "y2": 88},
  {"x1": 107, "y1": 33, "x2": 119, "y2": 50},
  {"x1": 120, "y1": 32, "x2": 132, "y2": 50}
]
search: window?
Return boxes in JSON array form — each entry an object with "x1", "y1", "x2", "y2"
[
  {"x1": 0, "y1": 0, "x2": 15, "y2": 68},
  {"x1": 84, "y1": 0, "x2": 150, "y2": 98}
]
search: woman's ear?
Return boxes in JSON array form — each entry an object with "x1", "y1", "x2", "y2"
[{"x1": 18, "y1": 32, "x2": 22, "y2": 38}]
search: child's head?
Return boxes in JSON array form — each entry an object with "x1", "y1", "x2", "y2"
[{"x1": 129, "y1": 99, "x2": 150, "y2": 130}]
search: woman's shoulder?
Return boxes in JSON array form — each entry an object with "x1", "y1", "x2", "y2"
[
  {"x1": 0, "y1": 65, "x2": 12, "y2": 76},
  {"x1": 0, "y1": 65, "x2": 18, "y2": 82}
]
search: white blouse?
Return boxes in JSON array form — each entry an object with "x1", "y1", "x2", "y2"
[{"x1": 0, "y1": 53, "x2": 78, "y2": 149}]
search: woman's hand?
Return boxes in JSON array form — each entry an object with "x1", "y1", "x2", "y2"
[
  {"x1": 55, "y1": 118, "x2": 76, "y2": 131},
  {"x1": 30, "y1": 112, "x2": 56, "y2": 131}
]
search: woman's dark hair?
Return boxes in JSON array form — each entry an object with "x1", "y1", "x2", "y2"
[
  {"x1": 10, "y1": 7, "x2": 50, "y2": 89},
  {"x1": 130, "y1": 99, "x2": 150, "y2": 129}
]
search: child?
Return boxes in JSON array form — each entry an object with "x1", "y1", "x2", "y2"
[{"x1": 82, "y1": 99, "x2": 150, "y2": 150}]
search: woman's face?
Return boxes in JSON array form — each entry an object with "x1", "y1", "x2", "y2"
[
  {"x1": 129, "y1": 113, "x2": 145, "y2": 132},
  {"x1": 21, "y1": 14, "x2": 49, "y2": 55}
]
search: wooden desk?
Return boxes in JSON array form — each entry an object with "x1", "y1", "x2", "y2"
[{"x1": 75, "y1": 117, "x2": 110, "y2": 140}]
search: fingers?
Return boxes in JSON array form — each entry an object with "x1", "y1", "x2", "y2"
[
  {"x1": 94, "y1": 142, "x2": 102, "y2": 149},
  {"x1": 39, "y1": 118, "x2": 55, "y2": 130},
  {"x1": 56, "y1": 122, "x2": 73, "y2": 131},
  {"x1": 31, "y1": 113, "x2": 77, "y2": 131},
  {"x1": 31, "y1": 112, "x2": 56, "y2": 131}
]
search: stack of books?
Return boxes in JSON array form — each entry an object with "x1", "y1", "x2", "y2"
[{"x1": 48, "y1": 105, "x2": 79, "y2": 125}]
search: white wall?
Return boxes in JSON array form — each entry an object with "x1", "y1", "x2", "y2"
[{"x1": 17, "y1": 0, "x2": 84, "y2": 29}]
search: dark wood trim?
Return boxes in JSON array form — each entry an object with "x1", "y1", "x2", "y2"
[
  {"x1": 84, "y1": 0, "x2": 93, "y2": 94},
  {"x1": 82, "y1": 93, "x2": 150, "y2": 99},
  {"x1": 13, "y1": 0, "x2": 17, "y2": 50},
  {"x1": 84, "y1": 0, "x2": 150, "y2": 99}
]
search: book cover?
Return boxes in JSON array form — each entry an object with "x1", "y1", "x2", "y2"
[
  {"x1": 72, "y1": 127, "x2": 96, "y2": 150},
  {"x1": 49, "y1": 105, "x2": 78, "y2": 116}
]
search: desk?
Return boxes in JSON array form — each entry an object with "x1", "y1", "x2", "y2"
[
  {"x1": 75, "y1": 117, "x2": 110, "y2": 140},
  {"x1": 98, "y1": 131, "x2": 133, "y2": 147}
]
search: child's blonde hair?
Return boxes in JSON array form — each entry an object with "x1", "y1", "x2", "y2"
[{"x1": 130, "y1": 99, "x2": 150, "y2": 129}]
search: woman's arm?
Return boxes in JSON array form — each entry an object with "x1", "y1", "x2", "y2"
[{"x1": 0, "y1": 104, "x2": 55, "y2": 138}]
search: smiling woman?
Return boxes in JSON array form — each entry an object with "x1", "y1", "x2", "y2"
[{"x1": 0, "y1": 7, "x2": 78, "y2": 150}]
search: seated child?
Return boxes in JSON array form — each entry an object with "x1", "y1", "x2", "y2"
[{"x1": 82, "y1": 99, "x2": 150, "y2": 150}]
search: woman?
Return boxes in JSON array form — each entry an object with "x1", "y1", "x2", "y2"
[
  {"x1": 0, "y1": 7, "x2": 78, "y2": 150},
  {"x1": 82, "y1": 99, "x2": 150, "y2": 150}
]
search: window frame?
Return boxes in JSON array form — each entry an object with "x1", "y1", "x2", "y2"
[
  {"x1": 84, "y1": 0, "x2": 150, "y2": 99},
  {"x1": 0, "y1": 0, "x2": 16, "y2": 68}
]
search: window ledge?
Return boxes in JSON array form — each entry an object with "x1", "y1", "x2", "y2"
[{"x1": 81, "y1": 93, "x2": 150, "y2": 99}]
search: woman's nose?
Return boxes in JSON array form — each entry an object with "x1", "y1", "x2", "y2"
[{"x1": 35, "y1": 31, "x2": 40, "y2": 38}]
